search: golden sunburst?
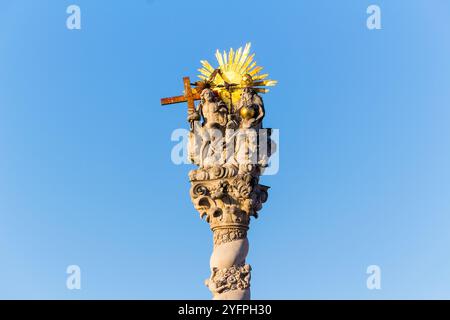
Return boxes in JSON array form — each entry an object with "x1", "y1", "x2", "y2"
[{"x1": 197, "y1": 43, "x2": 277, "y2": 107}]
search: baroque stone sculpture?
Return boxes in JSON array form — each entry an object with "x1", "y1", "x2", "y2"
[{"x1": 161, "y1": 43, "x2": 277, "y2": 300}]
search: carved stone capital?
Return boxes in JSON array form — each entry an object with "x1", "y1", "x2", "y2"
[{"x1": 189, "y1": 175, "x2": 269, "y2": 229}]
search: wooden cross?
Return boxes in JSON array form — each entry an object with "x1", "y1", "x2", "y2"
[{"x1": 160, "y1": 77, "x2": 201, "y2": 114}]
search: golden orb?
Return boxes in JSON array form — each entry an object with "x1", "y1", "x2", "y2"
[{"x1": 240, "y1": 106, "x2": 256, "y2": 120}]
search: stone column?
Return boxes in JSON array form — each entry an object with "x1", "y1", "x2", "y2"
[
  {"x1": 160, "y1": 42, "x2": 277, "y2": 300},
  {"x1": 190, "y1": 166, "x2": 269, "y2": 300},
  {"x1": 187, "y1": 86, "x2": 274, "y2": 300}
]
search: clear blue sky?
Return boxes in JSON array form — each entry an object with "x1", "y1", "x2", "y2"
[{"x1": 1, "y1": 0, "x2": 450, "y2": 299}]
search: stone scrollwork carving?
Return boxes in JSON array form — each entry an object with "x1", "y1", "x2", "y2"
[{"x1": 213, "y1": 228, "x2": 247, "y2": 246}]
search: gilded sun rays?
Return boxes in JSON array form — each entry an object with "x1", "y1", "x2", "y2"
[{"x1": 197, "y1": 43, "x2": 277, "y2": 106}]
